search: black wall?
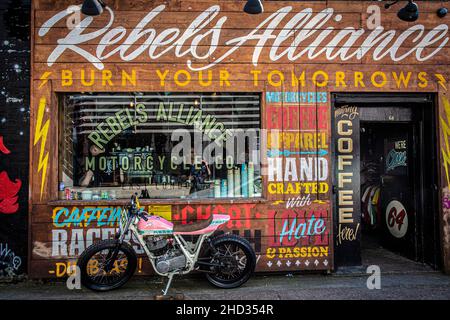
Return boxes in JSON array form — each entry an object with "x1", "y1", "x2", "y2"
[{"x1": 0, "y1": 0, "x2": 30, "y2": 278}]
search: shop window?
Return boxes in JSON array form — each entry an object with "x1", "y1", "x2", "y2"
[{"x1": 59, "y1": 92, "x2": 262, "y2": 200}]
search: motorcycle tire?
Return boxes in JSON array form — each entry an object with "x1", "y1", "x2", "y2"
[
  {"x1": 77, "y1": 239, "x2": 137, "y2": 291},
  {"x1": 205, "y1": 234, "x2": 256, "y2": 289}
]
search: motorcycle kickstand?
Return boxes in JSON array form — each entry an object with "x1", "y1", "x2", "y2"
[
  {"x1": 154, "y1": 274, "x2": 184, "y2": 300},
  {"x1": 162, "y1": 273, "x2": 174, "y2": 296}
]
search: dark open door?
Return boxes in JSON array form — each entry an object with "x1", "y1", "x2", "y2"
[{"x1": 379, "y1": 123, "x2": 417, "y2": 260}]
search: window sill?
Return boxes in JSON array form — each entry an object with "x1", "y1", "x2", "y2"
[{"x1": 47, "y1": 197, "x2": 268, "y2": 207}]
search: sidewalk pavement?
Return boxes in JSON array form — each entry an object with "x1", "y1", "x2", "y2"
[
  {"x1": 0, "y1": 270, "x2": 449, "y2": 300},
  {"x1": 1, "y1": 245, "x2": 449, "y2": 300}
]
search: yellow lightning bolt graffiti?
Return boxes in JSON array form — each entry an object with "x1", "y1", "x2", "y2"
[
  {"x1": 33, "y1": 97, "x2": 50, "y2": 200},
  {"x1": 38, "y1": 72, "x2": 52, "y2": 90},
  {"x1": 440, "y1": 96, "x2": 450, "y2": 190},
  {"x1": 435, "y1": 74, "x2": 448, "y2": 91}
]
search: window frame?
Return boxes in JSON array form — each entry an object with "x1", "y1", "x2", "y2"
[{"x1": 55, "y1": 91, "x2": 267, "y2": 203}]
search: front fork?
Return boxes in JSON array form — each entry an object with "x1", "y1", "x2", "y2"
[
  {"x1": 103, "y1": 233, "x2": 124, "y2": 272},
  {"x1": 105, "y1": 214, "x2": 132, "y2": 272}
]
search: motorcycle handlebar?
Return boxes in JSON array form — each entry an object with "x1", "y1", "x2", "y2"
[
  {"x1": 130, "y1": 193, "x2": 139, "y2": 206},
  {"x1": 139, "y1": 211, "x2": 148, "y2": 221},
  {"x1": 129, "y1": 193, "x2": 148, "y2": 221}
]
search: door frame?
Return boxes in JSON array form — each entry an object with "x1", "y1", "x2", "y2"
[{"x1": 331, "y1": 92, "x2": 441, "y2": 269}]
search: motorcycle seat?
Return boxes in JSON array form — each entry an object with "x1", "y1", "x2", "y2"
[{"x1": 173, "y1": 215, "x2": 214, "y2": 232}]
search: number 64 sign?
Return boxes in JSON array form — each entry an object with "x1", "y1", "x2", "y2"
[{"x1": 385, "y1": 200, "x2": 408, "y2": 238}]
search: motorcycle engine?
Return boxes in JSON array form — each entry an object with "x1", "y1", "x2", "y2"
[
  {"x1": 145, "y1": 236, "x2": 169, "y2": 256},
  {"x1": 155, "y1": 249, "x2": 186, "y2": 274},
  {"x1": 145, "y1": 236, "x2": 186, "y2": 273}
]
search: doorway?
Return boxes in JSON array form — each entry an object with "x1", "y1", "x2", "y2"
[
  {"x1": 333, "y1": 93, "x2": 441, "y2": 270},
  {"x1": 361, "y1": 122, "x2": 417, "y2": 261}
]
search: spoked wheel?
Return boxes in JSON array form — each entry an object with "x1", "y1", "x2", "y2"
[
  {"x1": 77, "y1": 239, "x2": 137, "y2": 291},
  {"x1": 205, "y1": 234, "x2": 256, "y2": 289}
]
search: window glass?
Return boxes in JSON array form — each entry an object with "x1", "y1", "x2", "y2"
[{"x1": 59, "y1": 92, "x2": 262, "y2": 200}]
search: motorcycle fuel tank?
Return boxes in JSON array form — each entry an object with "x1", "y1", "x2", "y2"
[
  {"x1": 137, "y1": 214, "x2": 231, "y2": 235},
  {"x1": 137, "y1": 215, "x2": 174, "y2": 235}
]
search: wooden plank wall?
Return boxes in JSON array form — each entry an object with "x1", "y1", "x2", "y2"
[{"x1": 29, "y1": 0, "x2": 450, "y2": 278}]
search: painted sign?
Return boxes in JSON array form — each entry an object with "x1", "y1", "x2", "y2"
[
  {"x1": 38, "y1": 5, "x2": 448, "y2": 70},
  {"x1": 334, "y1": 105, "x2": 361, "y2": 266},
  {"x1": 385, "y1": 200, "x2": 408, "y2": 239},
  {"x1": 386, "y1": 149, "x2": 407, "y2": 172}
]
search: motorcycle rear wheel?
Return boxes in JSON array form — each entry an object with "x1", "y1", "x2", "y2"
[
  {"x1": 77, "y1": 239, "x2": 137, "y2": 291},
  {"x1": 205, "y1": 234, "x2": 256, "y2": 289}
]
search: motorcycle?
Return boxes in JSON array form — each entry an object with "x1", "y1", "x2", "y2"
[{"x1": 77, "y1": 194, "x2": 256, "y2": 296}]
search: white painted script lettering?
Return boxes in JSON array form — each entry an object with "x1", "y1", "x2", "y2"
[{"x1": 38, "y1": 5, "x2": 449, "y2": 71}]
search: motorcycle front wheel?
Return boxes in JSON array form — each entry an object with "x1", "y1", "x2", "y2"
[
  {"x1": 205, "y1": 234, "x2": 256, "y2": 289},
  {"x1": 77, "y1": 239, "x2": 137, "y2": 291}
]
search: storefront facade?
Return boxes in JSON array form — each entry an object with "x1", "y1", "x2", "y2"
[{"x1": 29, "y1": 0, "x2": 450, "y2": 278}]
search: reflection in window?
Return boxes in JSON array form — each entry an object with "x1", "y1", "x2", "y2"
[{"x1": 59, "y1": 92, "x2": 262, "y2": 200}]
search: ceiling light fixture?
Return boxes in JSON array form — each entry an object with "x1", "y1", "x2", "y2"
[
  {"x1": 81, "y1": 0, "x2": 106, "y2": 16},
  {"x1": 243, "y1": 0, "x2": 264, "y2": 15},
  {"x1": 437, "y1": 7, "x2": 448, "y2": 18},
  {"x1": 385, "y1": 0, "x2": 419, "y2": 22}
]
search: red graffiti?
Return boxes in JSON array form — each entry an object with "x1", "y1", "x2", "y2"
[
  {"x1": 173, "y1": 204, "x2": 261, "y2": 229},
  {"x1": 0, "y1": 171, "x2": 22, "y2": 214},
  {"x1": 0, "y1": 136, "x2": 11, "y2": 154},
  {"x1": 267, "y1": 105, "x2": 328, "y2": 130}
]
